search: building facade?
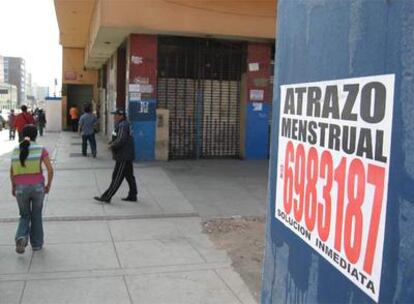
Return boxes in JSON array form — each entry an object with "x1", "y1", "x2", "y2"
[
  {"x1": 54, "y1": 0, "x2": 276, "y2": 161},
  {"x1": 4, "y1": 57, "x2": 26, "y2": 105},
  {"x1": 0, "y1": 56, "x2": 4, "y2": 83},
  {"x1": 0, "y1": 82, "x2": 18, "y2": 111},
  {"x1": 33, "y1": 84, "x2": 50, "y2": 101}
]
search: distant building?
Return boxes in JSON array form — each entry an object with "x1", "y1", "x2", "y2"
[
  {"x1": 33, "y1": 84, "x2": 49, "y2": 101},
  {"x1": 0, "y1": 56, "x2": 4, "y2": 83},
  {"x1": 4, "y1": 57, "x2": 26, "y2": 105},
  {"x1": 0, "y1": 82, "x2": 18, "y2": 110},
  {"x1": 26, "y1": 72, "x2": 33, "y2": 98}
]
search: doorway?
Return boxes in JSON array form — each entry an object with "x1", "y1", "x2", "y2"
[{"x1": 66, "y1": 84, "x2": 93, "y2": 130}]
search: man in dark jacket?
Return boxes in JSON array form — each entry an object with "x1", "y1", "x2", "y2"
[{"x1": 94, "y1": 109, "x2": 138, "y2": 203}]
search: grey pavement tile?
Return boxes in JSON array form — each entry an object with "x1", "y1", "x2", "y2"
[
  {"x1": 215, "y1": 268, "x2": 257, "y2": 304},
  {"x1": 52, "y1": 172, "x2": 97, "y2": 187},
  {"x1": 47, "y1": 186, "x2": 100, "y2": 200},
  {"x1": 44, "y1": 199, "x2": 105, "y2": 218},
  {"x1": 0, "y1": 185, "x2": 15, "y2": 203},
  {"x1": 184, "y1": 235, "x2": 230, "y2": 264},
  {"x1": 171, "y1": 218, "x2": 230, "y2": 263},
  {"x1": 0, "y1": 246, "x2": 31, "y2": 274},
  {"x1": 125, "y1": 270, "x2": 241, "y2": 304},
  {"x1": 0, "y1": 180, "x2": 12, "y2": 191},
  {"x1": 0, "y1": 223, "x2": 16, "y2": 245},
  {"x1": 115, "y1": 239, "x2": 205, "y2": 268},
  {"x1": 150, "y1": 191, "x2": 195, "y2": 213},
  {"x1": 0, "y1": 281, "x2": 24, "y2": 304},
  {"x1": 0, "y1": 201, "x2": 19, "y2": 219},
  {"x1": 109, "y1": 219, "x2": 182, "y2": 242},
  {"x1": 30, "y1": 243, "x2": 119, "y2": 273},
  {"x1": 43, "y1": 221, "x2": 111, "y2": 244},
  {"x1": 103, "y1": 197, "x2": 162, "y2": 216},
  {"x1": 0, "y1": 174, "x2": 8, "y2": 185},
  {"x1": 22, "y1": 276, "x2": 130, "y2": 304},
  {"x1": 172, "y1": 217, "x2": 204, "y2": 235}
]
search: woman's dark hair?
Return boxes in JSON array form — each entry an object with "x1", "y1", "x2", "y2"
[{"x1": 19, "y1": 125, "x2": 38, "y2": 167}]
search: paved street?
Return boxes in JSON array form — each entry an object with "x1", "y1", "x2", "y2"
[{"x1": 0, "y1": 130, "x2": 264, "y2": 304}]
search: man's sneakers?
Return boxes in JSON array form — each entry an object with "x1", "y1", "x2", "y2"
[
  {"x1": 94, "y1": 196, "x2": 110, "y2": 203},
  {"x1": 121, "y1": 196, "x2": 137, "y2": 202},
  {"x1": 15, "y1": 237, "x2": 27, "y2": 254}
]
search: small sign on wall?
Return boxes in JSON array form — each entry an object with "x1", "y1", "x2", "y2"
[
  {"x1": 249, "y1": 62, "x2": 260, "y2": 72},
  {"x1": 129, "y1": 84, "x2": 153, "y2": 94},
  {"x1": 250, "y1": 89, "x2": 264, "y2": 101},
  {"x1": 133, "y1": 76, "x2": 149, "y2": 84},
  {"x1": 252, "y1": 102, "x2": 263, "y2": 112},
  {"x1": 131, "y1": 56, "x2": 143, "y2": 65},
  {"x1": 129, "y1": 92, "x2": 142, "y2": 101},
  {"x1": 64, "y1": 71, "x2": 77, "y2": 81},
  {"x1": 129, "y1": 100, "x2": 156, "y2": 121}
]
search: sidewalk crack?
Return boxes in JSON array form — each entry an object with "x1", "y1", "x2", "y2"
[
  {"x1": 18, "y1": 280, "x2": 27, "y2": 304},
  {"x1": 106, "y1": 220, "x2": 122, "y2": 269},
  {"x1": 122, "y1": 275, "x2": 134, "y2": 304},
  {"x1": 214, "y1": 269, "x2": 244, "y2": 304}
]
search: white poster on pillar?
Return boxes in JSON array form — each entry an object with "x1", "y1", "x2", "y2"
[{"x1": 274, "y1": 74, "x2": 395, "y2": 302}]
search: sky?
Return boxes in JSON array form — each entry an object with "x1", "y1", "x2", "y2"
[{"x1": 0, "y1": 0, "x2": 61, "y2": 92}]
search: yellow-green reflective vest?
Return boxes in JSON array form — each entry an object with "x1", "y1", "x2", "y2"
[{"x1": 11, "y1": 143, "x2": 43, "y2": 177}]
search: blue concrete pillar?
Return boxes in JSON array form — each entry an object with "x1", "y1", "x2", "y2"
[
  {"x1": 243, "y1": 43, "x2": 272, "y2": 160},
  {"x1": 127, "y1": 34, "x2": 157, "y2": 161},
  {"x1": 262, "y1": 1, "x2": 414, "y2": 303}
]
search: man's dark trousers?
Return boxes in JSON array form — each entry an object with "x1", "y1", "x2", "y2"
[
  {"x1": 101, "y1": 161, "x2": 137, "y2": 201},
  {"x1": 71, "y1": 119, "x2": 78, "y2": 132},
  {"x1": 10, "y1": 128, "x2": 15, "y2": 140},
  {"x1": 82, "y1": 134, "x2": 97, "y2": 157}
]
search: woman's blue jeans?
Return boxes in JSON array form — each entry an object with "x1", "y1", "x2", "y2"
[{"x1": 15, "y1": 183, "x2": 45, "y2": 248}]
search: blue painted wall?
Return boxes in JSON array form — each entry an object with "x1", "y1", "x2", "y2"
[
  {"x1": 131, "y1": 121, "x2": 155, "y2": 161},
  {"x1": 245, "y1": 102, "x2": 270, "y2": 160},
  {"x1": 129, "y1": 99, "x2": 156, "y2": 161},
  {"x1": 262, "y1": 0, "x2": 414, "y2": 303}
]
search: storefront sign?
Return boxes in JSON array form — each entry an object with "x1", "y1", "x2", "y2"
[{"x1": 274, "y1": 74, "x2": 395, "y2": 302}]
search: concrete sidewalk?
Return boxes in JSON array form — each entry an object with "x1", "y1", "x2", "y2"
[{"x1": 0, "y1": 131, "x2": 258, "y2": 304}]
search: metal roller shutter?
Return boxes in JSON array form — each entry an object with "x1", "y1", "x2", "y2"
[{"x1": 157, "y1": 37, "x2": 244, "y2": 160}]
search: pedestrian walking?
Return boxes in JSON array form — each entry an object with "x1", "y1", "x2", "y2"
[
  {"x1": 36, "y1": 109, "x2": 47, "y2": 136},
  {"x1": 0, "y1": 111, "x2": 4, "y2": 131},
  {"x1": 10, "y1": 124, "x2": 54, "y2": 254},
  {"x1": 78, "y1": 104, "x2": 97, "y2": 157},
  {"x1": 8, "y1": 109, "x2": 16, "y2": 140},
  {"x1": 94, "y1": 109, "x2": 137, "y2": 203},
  {"x1": 14, "y1": 105, "x2": 36, "y2": 142},
  {"x1": 69, "y1": 105, "x2": 79, "y2": 132}
]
